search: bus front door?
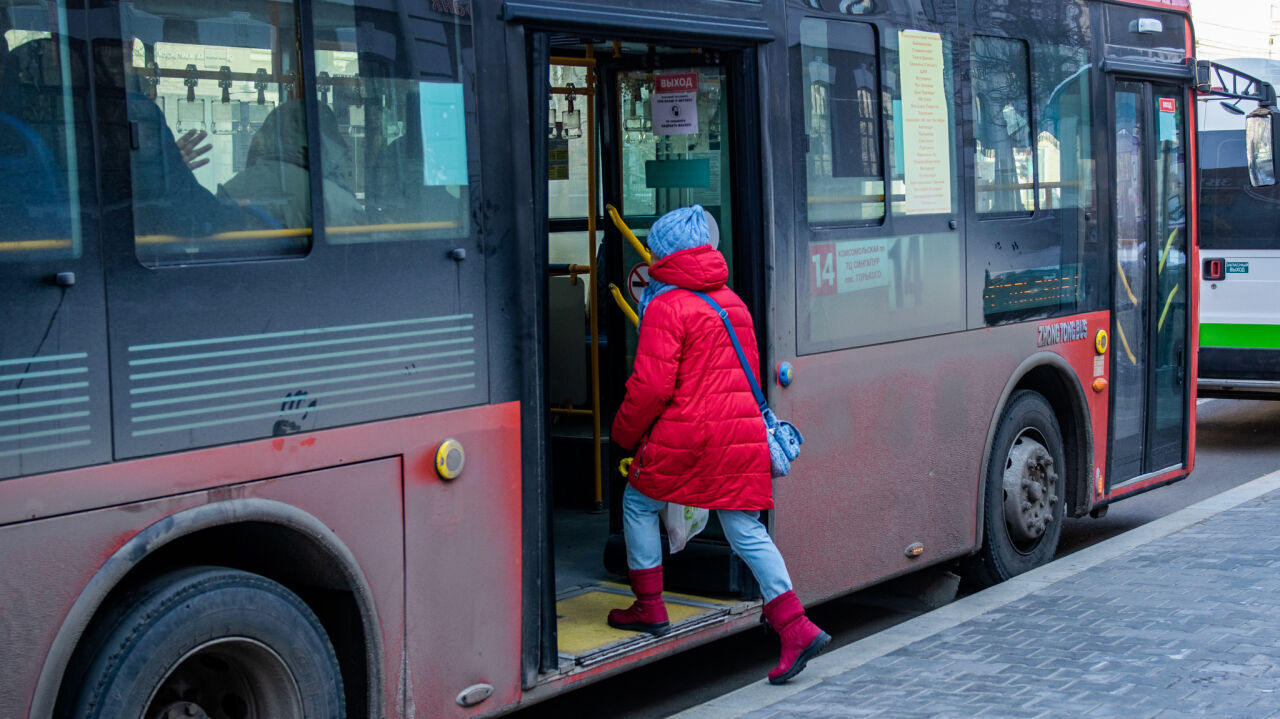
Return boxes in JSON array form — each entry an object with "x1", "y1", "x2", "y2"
[{"x1": 1109, "y1": 80, "x2": 1191, "y2": 486}]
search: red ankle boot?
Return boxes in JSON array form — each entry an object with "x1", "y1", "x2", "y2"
[
  {"x1": 607, "y1": 566, "x2": 670, "y2": 635},
  {"x1": 762, "y1": 590, "x2": 830, "y2": 684}
]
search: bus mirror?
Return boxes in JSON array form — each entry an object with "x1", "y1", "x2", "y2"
[{"x1": 1246, "y1": 107, "x2": 1280, "y2": 187}]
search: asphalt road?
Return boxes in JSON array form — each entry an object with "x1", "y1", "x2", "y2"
[{"x1": 512, "y1": 398, "x2": 1280, "y2": 719}]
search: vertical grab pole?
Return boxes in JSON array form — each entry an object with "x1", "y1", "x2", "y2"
[{"x1": 587, "y1": 45, "x2": 603, "y2": 511}]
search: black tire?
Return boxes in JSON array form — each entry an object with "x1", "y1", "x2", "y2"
[
  {"x1": 70, "y1": 566, "x2": 344, "y2": 719},
  {"x1": 963, "y1": 390, "x2": 1066, "y2": 589}
]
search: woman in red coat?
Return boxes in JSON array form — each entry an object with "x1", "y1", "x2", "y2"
[{"x1": 608, "y1": 205, "x2": 829, "y2": 684}]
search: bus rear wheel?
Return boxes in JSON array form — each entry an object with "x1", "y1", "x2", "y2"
[
  {"x1": 964, "y1": 390, "x2": 1066, "y2": 589},
  {"x1": 71, "y1": 566, "x2": 344, "y2": 719}
]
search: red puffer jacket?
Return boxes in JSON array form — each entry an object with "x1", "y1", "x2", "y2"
[{"x1": 612, "y1": 244, "x2": 772, "y2": 510}]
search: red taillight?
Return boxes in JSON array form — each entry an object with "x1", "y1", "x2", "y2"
[{"x1": 1203, "y1": 258, "x2": 1225, "y2": 281}]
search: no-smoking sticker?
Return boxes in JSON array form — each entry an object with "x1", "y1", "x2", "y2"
[{"x1": 627, "y1": 264, "x2": 651, "y2": 304}]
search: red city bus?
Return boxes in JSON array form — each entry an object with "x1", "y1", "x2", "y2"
[{"x1": 0, "y1": 0, "x2": 1200, "y2": 715}]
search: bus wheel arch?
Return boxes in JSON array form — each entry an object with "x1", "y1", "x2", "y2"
[
  {"x1": 968, "y1": 356, "x2": 1093, "y2": 586},
  {"x1": 43, "y1": 498, "x2": 383, "y2": 719}
]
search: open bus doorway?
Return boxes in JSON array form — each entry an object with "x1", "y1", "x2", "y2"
[{"x1": 529, "y1": 33, "x2": 766, "y2": 671}]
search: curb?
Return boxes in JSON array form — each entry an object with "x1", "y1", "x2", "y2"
[{"x1": 672, "y1": 467, "x2": 1280, "y2": 719}]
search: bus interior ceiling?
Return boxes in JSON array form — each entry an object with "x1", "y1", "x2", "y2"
[{"x1": 541, "y1": 36, "x2": 751, "y2": 666}]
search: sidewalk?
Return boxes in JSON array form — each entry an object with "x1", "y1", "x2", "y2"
[{"x1": 677, "y1": 469, "x2": 1280, "y2": 719}]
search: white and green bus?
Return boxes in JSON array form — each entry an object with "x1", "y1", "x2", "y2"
[{"x1": 1198, "y1": 58, "x2": 1280, "y2": 399}]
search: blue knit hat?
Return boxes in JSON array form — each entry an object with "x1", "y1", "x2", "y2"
[
  {"x1": 645, "y1": 205, "x2": 719, "y2": 259},
  {"x1": 637, "y1": 205, "x2": 720, "y2": 323}
]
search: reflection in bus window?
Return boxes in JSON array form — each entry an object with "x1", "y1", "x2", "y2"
[
  {"x1": 1198, "y1": 59, "x2": 1280, "y2": 252},
  {"x1": 799, "y1": 18, "x2": 884, "y2": 225},
  {"x1": 1034, "y1": 45, "x2": 1092, "y2": 210},
  {"x1": 216, "y1": 99, "x2": 363, "y2": 229},
  {"x1": 979, "y1": 37, "x2": 1097, "y2": 326},
  {"x1": 803, "y1": 233, "x2": 965, "y2": 349},
  {"x1": 799, "y1": 27, "x2": 964, "y2": 352},
  {"x1": 0, "y1": 2, "x2": 83, "y2": 263},
  {"x1": 972, "y1": 35, "x2": 1033, "y2": 214},
  {"x1": 1152, "y1": 91, "x2": 1186, "y2": 452},
  {"x1": 121, "y1": 0, "x2": 312, "y2": 266},
  {"x1": 313, "y1": 1, "x2": 472, "y2": 245}
]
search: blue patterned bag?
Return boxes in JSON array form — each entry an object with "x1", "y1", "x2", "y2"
[
  {"x1": 762, "y1": 407, "x2": 804, "y2": 478},
  {"x1": 691, "y1": 292, "x2": 804, "y2": 478}
]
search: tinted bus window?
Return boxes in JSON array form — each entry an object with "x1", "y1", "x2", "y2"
[
  {"x1": 1104, "y1": 6, "x2": 1184, "y2": 61},
  {"x1": 1034, "y1": 44, "x2": 1092, "y2": 210},
  {"x1": 1199, "y1": 88, "x2": 1280, "y2": 251},
  {"x1": 801, "y1": 27, "x2": 965, "y2": 352},
  {"x1": 972, "y1": 35, "x2": 1033, "y2": 214},
  {"x1": 977, "y1": 34, "x2": 1098, "y2": 326},
  {"x1": 0, "y1": 3, "x2": 84, "y2": 264},
  {"x1": 313, "y1": 0, "x2": 473, "y2": 245},
  {"x1": 121, "y1": 0, "x2": 313, "y2": 266},
  {"x1": 799, "y1": 17, "x2": 884, "y2": 225}
]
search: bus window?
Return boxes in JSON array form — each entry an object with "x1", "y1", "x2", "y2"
[
  {"x1": 121, "y1": 0, "x2": 313, "y2": 267},
  {"x1": 799, "y1": 17, "x2": 884, "y2": 225},
  {"x1": 978, "y1": 35, "x2": 1098, "y2": 326},
  {"x1": 1104, "y1": 6, "x2": 1185, "y2": 63},
  {"x1": 1034, "y1": 44, "x2": 1092, "y2": 211},
  {"x1": 0, "y1": 3, "x2": 84, "y2": 264},
  {"x1": 549, "y1": 64, "x2": 594, "y2": 221},
  {"x1": 314, "y1": 0, "x2": 474, "y2": 245},
  {"x1": 800, "y1": 27, "x2": 964, "y2": 352},
  {"x1": 972, "y1": 35, "x2": 1033, "y2": 214}
]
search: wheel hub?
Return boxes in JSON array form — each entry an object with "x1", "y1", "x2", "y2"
[
  {"x1": 145, "y1": 638, "x2": 304, "y2": 719},
  {"x1": 1002, "y1": 433, "x2": 1059, "y2": 543},
  {"x1": 156, "y1": 702, "x2": 212, "y2": 719}
]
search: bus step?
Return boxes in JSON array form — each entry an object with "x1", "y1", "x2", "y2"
[{"x1": 555, "y1": 583, "x2": 738, "y2": 667}]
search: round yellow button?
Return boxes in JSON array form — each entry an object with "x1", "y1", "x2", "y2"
[{"x1": 435, "y1": 438, "x2": 465, "y2": 480}]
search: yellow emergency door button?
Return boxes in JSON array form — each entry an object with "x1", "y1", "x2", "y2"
[{"x1": 435, "y1": 438, "x2": 465, "y2": 480}]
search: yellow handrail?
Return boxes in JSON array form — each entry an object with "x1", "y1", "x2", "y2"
[
  {"x1": 606, "y1": 203, "x2": 651, "y2": 265},
  {"x1": 135, "y1": 227, "x2": 313, "y2": 246},
  {"x1": 0, "y1": 238, "x2": 74, "y2": 252},
  {"x1": 1115, "y1": 257, "x2": 1140, "y2": 308},
  {"x1": 3, "y1": 222, "x2": 463, "y2": 252},
  {"x1": 1158, "y1": 227, "x2": 1181, "y2": 275},
  {"x1": 609, "y1": 283, "x2": 639, "y2": 327},
  {"x1": 1115, "y1": 322, "x2": 1139, "y2": 365},
  {"x1": 1158, "y1": 284, "x2": 1180, "y2": 332},
  {"x1": 135, "y1": 220, "x2": 462, "y2": 246}
]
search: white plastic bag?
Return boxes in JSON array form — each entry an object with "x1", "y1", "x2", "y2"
[{"x1": 662, "y1": 503, "x2": 709, "y2": 553}]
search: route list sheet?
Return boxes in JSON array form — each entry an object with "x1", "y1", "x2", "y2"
[{"x1": 898, "y1": 29, "x2": 952, "y2": 215}]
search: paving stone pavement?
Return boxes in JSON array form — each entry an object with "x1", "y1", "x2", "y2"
[{"x1": 678, "y1": 473, "x2": 1280, "y2": 719}]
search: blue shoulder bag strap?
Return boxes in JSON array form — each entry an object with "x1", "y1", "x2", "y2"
[{"x1": 689, "y1": 290, "x2": 768, "y2": 413}]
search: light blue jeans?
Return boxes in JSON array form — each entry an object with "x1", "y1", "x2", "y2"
[{"x1": 622, "y1": 483, "x2": 793, "y2": 602}]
